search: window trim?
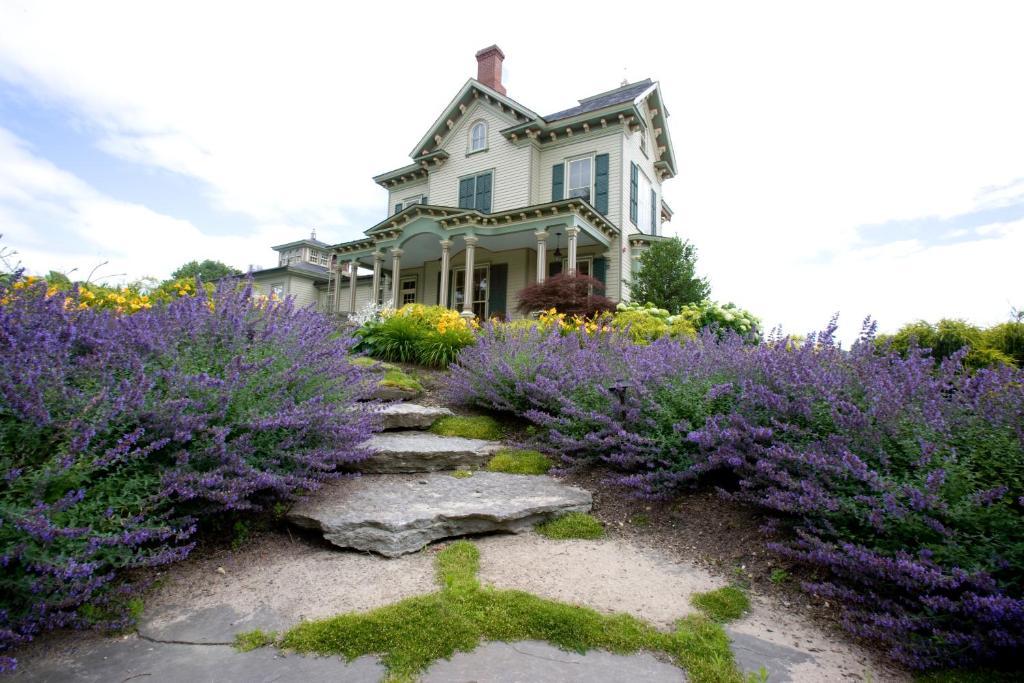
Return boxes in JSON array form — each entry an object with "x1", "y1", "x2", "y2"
[
  {"x1": 565, "y1": 154, "x2": 595, "y2": 203},
  {"x1": 468, "y1": 120, "x2": 488, "y2": 154},
  {"x1": 638, "y1": 123, "x2": 649, "y2": 158},
  {"x1": 270, "y1": 282, "x2": 285, "y2": 299},
  {"x1": 636, "y1": 167, "x2": 653, "y2": 235},
  {"x1": 451, "y1": 263, "x2": 490, "y2": 318}
]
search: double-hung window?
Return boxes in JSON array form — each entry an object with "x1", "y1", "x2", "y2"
[
  {"x1": 566, "y1": 156, "x2": 592, "y2": 201},
  {"x1": 457, "y1": 171, "x2": 493, "y2": 213},
  {"x1": 400, "y1": 277, "x2": 417, "y2": 306}
]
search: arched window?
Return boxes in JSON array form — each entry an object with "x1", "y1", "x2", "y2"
[{"x1": 469, "y1": 121, "x2": 487, "y2": 152}]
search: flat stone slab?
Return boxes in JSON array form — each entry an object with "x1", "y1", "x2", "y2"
[
  {"x1": 726, "y1": 630, "x2": 813, "y2": 682},
  {"x1": 375, "y1": 403, "x2": 453, "y2": 430},
  {"x1": 287, "y1": 472, "x2": 593, "y2": 557},
  {"x1": 422, "y1": 640, "x2": 686, "y2": 682},
  {"x1": 137, "y1": 604, "x2": 290, "y2": 645},
  {"x1": 11, "y1": 635, "x2": 383, "y2": 683},
  {"x1": 357, "y1": 432, "x2": 501, "y2": 473}
]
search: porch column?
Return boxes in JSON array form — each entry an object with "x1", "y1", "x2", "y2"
[
  {"x1": 348, "y1": 258, "x2": 358, "y2": 313},
  {"x1": 371, "y1": 251, "x2": 384, "y2": 306},
  {"x1": 331, "y1": 256, "x2": 342, "y2": 312},
  {"x1": 439, "y1": 239, "x2": 452, "y2": 308},
  {"x1": 390, "y1": 248, "x2": 403, "y2": 306},
  {"x1": 534, "y1": 230, "x2": 547, "y2": 283},
  {"x1": 461, "y1": 235, "x2": 478, "y2": 319},
  {"x1": 567, "y1": 226, "x2": 579, "y2": 275}
]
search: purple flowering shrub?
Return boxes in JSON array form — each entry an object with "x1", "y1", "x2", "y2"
[
  {"x1": 0, "y1": 279, "x2": 374, "y2": 670},
  {"x1": 447, "y1": 320, "x2": 1024, "y2": 670}
]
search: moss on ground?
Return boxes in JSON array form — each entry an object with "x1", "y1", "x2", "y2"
[
  {"x1": 486, "y1": 449, "x2": 552, "y2": 475},
  {"x1": 429, "y1": 415, "x2": 503, "y2": 440},
  {"x1": 234, "y1": 629, "x2": 277, "y2": 652},
  {"x1": 350, "y1": 356, "x2": 379, "y2": 368},
  {"x1": 690, "y1": 586, "x2": 750, "y2": 623},
  {"x1": 535, "y1": 512, "x2": 605, "y2": 540},
  {"x1": 379, "y1": 368, "x2": 423, "y2": 392},
  {"x1": 450, "y1": 469, "x2": 474, "y2": 479},
  {"x1": 238, "y1": 541, "x2": 750, "y2": 683}
]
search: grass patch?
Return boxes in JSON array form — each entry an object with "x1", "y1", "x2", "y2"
[
  {"x1": 234, "y1": 629, "x2": 277, "y2": 652},
  {"x1": 429, "y1": 415, "x2": 503, "y2": 440},
  {"x1": 630, "y1": 513, "x2": 651, "y2": 527},
  {"x1": 450, "y1": 469, "x2": 474, "y2": 479},
  {"x1": 238, "y1": 541, "x2": 749, "y2": 683},
  {"x1": 535, "y1": 512, "x2": 605, "y2": 540},
  {"x1": 690, "y1": 586, "x2": 749, "y2": 623},
  {"x1": 350, "y1": 356, "x2": 380, "y2": 368},
  {"x1": 486, "y1": 449, "x2": 552, "y2": 475},
  {"x1": 380, "y1": 368, "x2": 423, "y2": 393}
]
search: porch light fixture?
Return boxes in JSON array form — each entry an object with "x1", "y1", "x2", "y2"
[{"x1": 553, "y1": 232, "x2": 562, "y2": 259}]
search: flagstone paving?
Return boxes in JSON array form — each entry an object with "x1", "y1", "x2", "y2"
[{"x1": 11, "y1": 396, "x2": 907, "y2": 682}]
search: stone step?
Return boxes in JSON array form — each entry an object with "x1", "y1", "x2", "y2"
[
  {"x1": 357, "y1": 432, "x2": 501, "y2": 473},
  {"x1": 374, "y1": 403, "x2": 453, "y2": 431},
  {"x1": 287, "y1": 472, "x2": 593, "y2": 557}
]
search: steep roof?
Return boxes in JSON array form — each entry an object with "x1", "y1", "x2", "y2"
[{"x1": 545, "y1": 79, "x2": 654, "y2": 122}]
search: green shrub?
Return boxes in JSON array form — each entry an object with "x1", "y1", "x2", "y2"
[
  {"x1": 486, "y1": 449, "x2": 552, "y2": 475},
  {"x1": 535, "y1": 513, "x2": 605, "y2": 540},
  {"x1": 881, "y1": 318, "x2": 1021, "y2": 369},
  {"x1": 355, "y1": 304, "x2": 476, "y2": 368},
  {"x1": 430, "y1": 415, "x2": 503, "y2": 440}
]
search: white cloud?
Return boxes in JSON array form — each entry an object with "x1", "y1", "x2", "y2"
[{"x1": 0, "y1": 127, "x2": 286, "y2": 280}]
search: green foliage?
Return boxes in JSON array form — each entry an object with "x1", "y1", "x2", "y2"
[
  {"x1": 611, "y1": 302, "x2": 699, "y2": 343},
  {"x1": 628, "y1": 237, "x2": 710, "y2": 314},
  {"x1": 242, "y1": 541, "x2": 747, "y2": 683},
  {"x1": 690, "y1": 587, "x2": 750, "y2": 623},
  {"x1": 429, "y1": 415, "x2": 503, "y2": 440},
  {"x1": 879, "y1": 318, "x2": 1022, "y2": 369},
  {"x1": 535, "y1": 512, "x2": 605, "y2": 540},
  {"x1": 170, "y1": 259, "x2": 241, "y2": 283},
  {"x1": 450, "y1": 469, "x2": 474, "y2": 479},
  {"x1": 486, "y1": 449, "x2": 552, "y2": 475},
  {"x1": 679, "y1": 301, "x2": 761, "y2": 342},
  {"x1": 769, "y1": 568, "x2": 789, "y2": 584},
  {"x1": 355, "y1": 304, "x2": 476, "y2": 368}
]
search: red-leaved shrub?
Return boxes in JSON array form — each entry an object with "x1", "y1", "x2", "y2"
[{"x1": 515, "y1": 274, "x2": 615, "y2": 317}]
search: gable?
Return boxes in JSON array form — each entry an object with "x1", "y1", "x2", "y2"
[
  {"x1": 409, "y1": 79, "x2": 538, "y2": 160},
  {"x1": 437, "y1": 99, "x2": 520, "y2": 158}
]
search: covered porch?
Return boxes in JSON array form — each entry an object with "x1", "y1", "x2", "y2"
[{"x1": 330, "y1": 199, "x2": 620, "y2": 319}]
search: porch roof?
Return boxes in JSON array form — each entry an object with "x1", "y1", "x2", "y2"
[{"x1": 333, "y1": 199, "x2": 618, "y2": 269}]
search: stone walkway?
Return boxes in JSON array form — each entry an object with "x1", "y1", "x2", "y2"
[{"x1": 10, "y1": 393, "x2": 907, "y2": 682}]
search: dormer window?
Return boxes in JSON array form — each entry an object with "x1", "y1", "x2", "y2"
[{"x1": 469, "y1": 121, "x2": 487, "y2": 152}]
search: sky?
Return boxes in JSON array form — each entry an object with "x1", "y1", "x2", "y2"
[{"x1": 0, "y1": 0, "x2": 1022, "y2": 340}]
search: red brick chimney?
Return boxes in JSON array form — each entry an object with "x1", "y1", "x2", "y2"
[{"x1": 475, "y1": 45, "x2": 506, "y2": 95}]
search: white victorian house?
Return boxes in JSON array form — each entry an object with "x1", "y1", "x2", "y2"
[{"x1": 255, "y1": 45, "x2": 677, "y2": 318}]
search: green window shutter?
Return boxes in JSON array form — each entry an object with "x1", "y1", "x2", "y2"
[
  {"x1": 629, "y1": 162, "x2": 638, "y2": 225},
  {"x1": 551, "y1": 163, "x2": 564, "y2": 201},
  {"x1": 548, "y1": 260, "x2": 563, "y2": 278},
  {"x1": 650, "y1": 189, "x2": 657, "y2": 234},
  {"x1": 487, "y1": 263, "x2": 507, "y2": 320},
  {"x1": 436, "y1": 271, "x2": 441, "y2": 305},
  {"x1": 394, "y1": 202, "x2": 402, "y2": 214},
  {"x1": 475, "y1": 172, "x2": 492, "y2": 213},
  {"x1": 593, "y1": 257, "x2": 607, "y2": 288},
  {"x1": 458, "y1": 178, "x2": 475, "y2": 209},
  {"x1": 421, "y1": 196, "x2": 428, "y2": 205},
  {"x1": 594, "y1": 154, "x2": 609, "y2": 215}
]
